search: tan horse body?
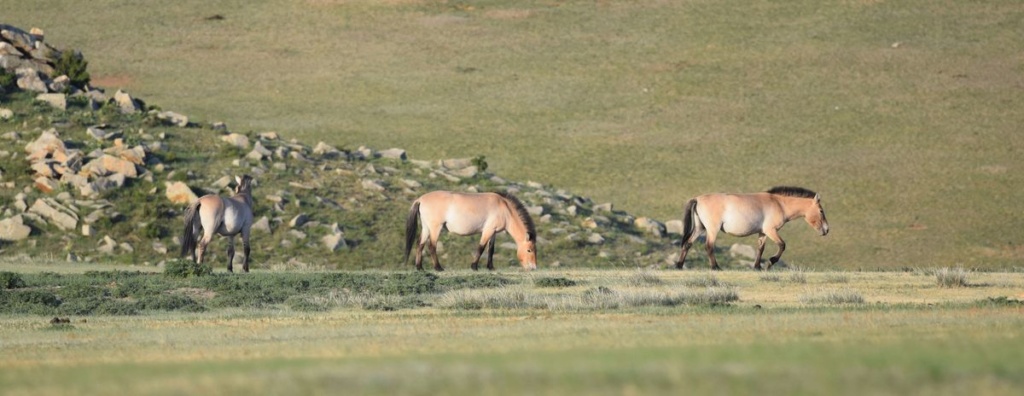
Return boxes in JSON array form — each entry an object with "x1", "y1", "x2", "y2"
[
  {"x1": 181, "y1": 175, "x2": 255, "y2": 272},
  {"x1": 405, "y1": 191, "x2": 537, "y2": 271},
  {"x1": 676, "y1": 186, "x2": 829, "y2": 270}
]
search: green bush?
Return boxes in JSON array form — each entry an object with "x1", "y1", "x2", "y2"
[
  {"x1": 0, "y1": 68, "x2": 15, "y2": 91},
  {"x1": 137, "y1": 294, "x2": 205, "y2": 312},
  {"x1": 165, "y1": 259, "x2": 213, "y2": 278},
  {"x1": 286, "y1": 295, "x2": 331, "y2": 312},
  {"x1": 1, "y1": 272, "x2": 26, "y2": 289},
  {"x1": 54, "y1": 50, "x2": 90, "y2": 89}
]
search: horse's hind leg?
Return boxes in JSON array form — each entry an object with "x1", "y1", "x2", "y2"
[
  {"x1": 753, "y1": 234, "x2": 767, "y2": 271},
  {"x1": 428, "y1": 241, "x2": 443, "y2": 272},
  {"x1": 196, "y1": 230, "x2": 214, "y2": 266},
  {"x1": 241, "y1": 228, "x2": 251, "y2": 273},
  {"x1": 226, "y1": 235, "x2": 236, "y2": 273},
  {"x1": 704, "y1": 229, "x2": 721, "y2": 270}
]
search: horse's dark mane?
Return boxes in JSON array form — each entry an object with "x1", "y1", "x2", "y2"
[
  {"x1": 496, "y1": 191, "x2": 536, "y2": 242},
  {"x1": 766, "y1": 186, "x2": 817, "y2": 198}
]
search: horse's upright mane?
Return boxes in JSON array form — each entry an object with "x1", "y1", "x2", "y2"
[
  {"x1": 496, "y1": 191, "x2": 536, "y2": 242},
  {"x1": 766, "y1": 186, "x2": 817, "y2": 198}
]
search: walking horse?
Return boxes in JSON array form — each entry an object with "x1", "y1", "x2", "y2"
[
  {"x1": 676, "y1": 186, "x2": 829, "y2": 270},
  {"x1": 180, "y1": 175, "x2": 256, "y2": 272},
  {"x1": 404, "y1": 191, "x2": 538, "y2": 271}
]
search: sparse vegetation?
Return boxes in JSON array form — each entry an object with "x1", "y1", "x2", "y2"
[
  {"x1": 936, "y1": 267, "x2": 970, "y2": 288},
  {"x1": 53, "y1": 50, "x2": 90, "y2": 89},
  {"x1": 800, "y1": 288, "x2": 866, "y2": 305},
  {"x1": 682, "y1": 274, "x2": 721, "y2": 287}
]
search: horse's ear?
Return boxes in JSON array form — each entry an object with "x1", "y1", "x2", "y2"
[
  {"x1": 814, "y1": 194, "x2": 821, "y2": 202},
  {"x1": 235, "y1": 175, "x2": 242, "y2": 185}
]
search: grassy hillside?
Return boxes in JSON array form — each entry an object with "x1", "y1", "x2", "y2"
[{"x1": 5, "y1": 0, "x2": 1024, "y2": 269}]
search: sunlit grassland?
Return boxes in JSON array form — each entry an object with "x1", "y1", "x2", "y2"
[
  {"x1": 6, "y1": 0, "x2": 1024, "y2": 270},
  {"x1": 2, "y1": 267, "x2": 1023, "y2": 395}
]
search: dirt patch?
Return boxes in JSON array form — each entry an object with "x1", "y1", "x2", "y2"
[{"x1": 90, "y1": 74, "x2": 135, "y2": 89}]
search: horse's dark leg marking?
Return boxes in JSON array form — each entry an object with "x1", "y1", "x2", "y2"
[
  {"x1": 471, "y1": 243, "x2": 485, "y2": 271},
  {"x1": 753, "y1": 235, "x2": 767, "y2": 271},
  {"x1": 429, "y1": 241, "x2": 443, "y2": 272},
  {"x1": 226, "y1": 237, "x2": 235, "y2": 273},
  {"x1": 485, "y1": 237, "x2": 496, "y2": 271},
  {"x1": 676, "y1": 241, "x2": 692, "y2": 270},
  {"x1": 705, "y1": 239, "x2": 721, "y2": 270},
  {"x1": 415, "y1": 240, "x2": 426, "y2": 271},
  {"x1": 242, "y1": 240, "x2": 250, "y2": 273},
  {"x1": 768, "y1": 241, "x2": 786, "y2": 270}
]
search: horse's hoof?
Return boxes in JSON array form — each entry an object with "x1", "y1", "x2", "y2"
[
  {"x1": 711, "y1": 266, "x2": 722, "y2": 271},
  {"x1": 675, "y1": 262, "x2": 685, "y2": 270},
  {"x1": 435, "y1": 267, "x2": 445, "y2": 272}
]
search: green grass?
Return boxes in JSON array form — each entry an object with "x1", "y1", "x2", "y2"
[
  {"x1": 5, "y1": 0, "x2": 1023, "y2": 270},
  {"x1": 2, "y1": 266, "x2": 1024, "y2": 394}
]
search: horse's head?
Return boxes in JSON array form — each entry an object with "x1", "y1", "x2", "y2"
[
  {"x1": 806, "y1": 194, "x2": 830, "y2": 236},
  {"x1": 517, "y1": 240, "x2": 537, "y2": 271},
  {"x1": 234, "y1": 175, "x2": 255, "y2": 194}
]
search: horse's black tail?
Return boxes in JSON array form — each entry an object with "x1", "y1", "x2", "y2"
[
  {"x1": 180, "y1": 201, "x2": 202, "y2": 259},
  {"x1": 680, "y1": 199, "x2": 698, "y2": 245},
  {"x1": 403, "y1": 201, "x2": 421, "y2": 264}
]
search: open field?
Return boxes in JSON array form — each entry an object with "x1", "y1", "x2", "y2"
[
  {"x1": 6, "y1": 0, "x2": 1024, "y2": 269},
  {"x1": 2, "y1": 266, "x2": 1024, "y2": 395}
]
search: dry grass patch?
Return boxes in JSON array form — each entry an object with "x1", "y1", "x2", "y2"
[
  {"x1": 800, "y1": 288, "x2": 865, "y2": 305},
  {"x1": 935, "y1": 267, "x2": 970, "y2": 288}
]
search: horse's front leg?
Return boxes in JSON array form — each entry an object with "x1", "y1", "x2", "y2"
[
  {"x1": 485, "y1": 237, "x2": 496, "y2": 271},
  {"x1": 472, "y1": 230, "x2": 496, "y2": 271},
  {"x1": 226, "y1": 235, "x2": 236, "y2": 273},
  {"x1": 765, "y1": 229, "x2": 786, "y2": 270},
  {"x1": 753, "y1": 234, "x2": 767, "y2": 271}
]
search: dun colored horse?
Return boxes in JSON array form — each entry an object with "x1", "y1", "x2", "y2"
[
  {"x1": 676, "y1": 186, "x2": 829, "y2": 270},
  {"x1": 181, "y1": 175, "x2": 256, "y2": 272},
  {"x1": 404, "y1": 191, "x2": 538, "y2": 271}
]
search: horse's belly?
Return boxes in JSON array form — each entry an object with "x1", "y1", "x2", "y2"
[
  {"x1": 445, "y1": 218, "x2": 488, "y2": 236},
  {"x1": 721, "y1": 213, "x2": 761, "y2": 237}
]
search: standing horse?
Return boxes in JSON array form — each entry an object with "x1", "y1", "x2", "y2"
[
  {"x1": 404, "y1": 191, "x2": 537, "y2": 271},
  {"x1": 675, "y1": 186, "x2": 829, "y2": 270},
  {"x1": 180, "y1": 175, "x2": 256, "y2": 273}
]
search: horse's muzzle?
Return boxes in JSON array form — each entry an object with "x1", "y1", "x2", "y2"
[
  {"x1": 523, "y1": 262, "x2": 537, "y2": 271},
  {"x1": 820, "y1": 224, "x2": 830, "y2": 236}
]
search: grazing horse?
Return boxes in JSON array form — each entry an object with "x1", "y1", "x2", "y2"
[
  {"x1": 180, "y1": 175, "x2": 256, "y2": 273},
  {"x1": 404, "y1": 191, "x2": 538, "y2": 271},
  {"x1": 675, "y1": 186, "x2": 829, "y2": 271}
]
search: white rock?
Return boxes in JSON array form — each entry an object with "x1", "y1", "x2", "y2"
[{"x1": 0, "y1": 215, "x2": 32, "y2": 241}]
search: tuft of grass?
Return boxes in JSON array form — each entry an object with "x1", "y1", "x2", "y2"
[
  {"x1": 682, "y1": 274, "x2": 721, "y2": 287},
  {"x1": 935, "y1": 267, "x2": 969, "y2": 288},
  {"x1": 533, "y1": 277, "x2": 578, "y2": 288},
  {"x1": 1, "y1": 271, "x2": 26, "y2": 289},
  {"x1": 625, "y1": 269, "x2": 663, "y2": 286},
  {"x1": 800, "y1": 288, "x2": 865, "y2": 305},
  {"x1": 759, "y1": 273, "x2": 782, "y2": 282},
  {"x1": 787, "y1": 269, "x2": 807, "y2": 284},
  {"x1": 823, "y1": 274, "x2": 850, "y2": 284}
]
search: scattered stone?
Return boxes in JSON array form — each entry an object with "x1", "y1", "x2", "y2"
[
  {"x1": 361, "y1": 179, "x2": 386, "y2": 192},
  {"x1": 526, "y1": 206, "x2": 544, "y2": 216},
  {"x1": 119, "y1": 242, "x2": 135, "y2": 253},
  {"x1": 113, "y1": 90, "x2": 141, "y2": 113},
  {"x1": 152, "y1": 241, "x2": 168, "y2": 254},
  {"x1": 581, "y1": 217, "x2": 599, "y2": 229},
  {"x1": 259, "y1": 131, "x2": 279, "y2": 140},
  {"x1": 0, "y1": 215, "x2": 32, "y2": 241},
  {"x1": 29, "y1": 199, "x2": 77, "y2": 230},
  {"x1": 24, "y1": 129, "x2": 65, "y2": 160},
  {"x1": 440, "y1": 158, "x2": 473, "y2": 169},
  {"x1": 156, "y1": 111, "x2": 189, "y2": 127},
  {"x1": 634, "y1": 217, "x2": 666, "y2": 238},
  {"x1": 322, "y1": 233, "x2": 347, "y2": 252},
  {"x1": 221, "y1": 133, "x2": 250, "y2": 149},
  {"x1": 98, "y1": 235, "x2": 117, "y2": 254},
  {"x1": 448, "y1": 166, "x2": 479, "y2": 179},
  {"x1": 593, "y1": 203, "x2": 613, "y2": 213},
  {"x1": 401, "y1": 179, "x2": 422, "y2": 189},
  {"x1": 312, "y1": 141, "x2": 342, "y2": 158},
  {"x1": 165, "y1": 181, "x2": 199, "y2": 204},
  {"x1": 34, "y1": 176, "x2": 58, "y2": 193},
  {"x1": 288, "y1": 229, "x2": 307, "y2": 240},
  {"x1": 212, "y1": 175, "x2": 233, "y2": 190},
  {"x1": 379, "y1": 148, "x2": 407, "y2": 160},
  {"x1": 665, "y1": 220, "x2": 684, "y2": 235},
  {"x1": 1, "y1": 130, "x2": 18, "y2": 139},
  {"x1": 48, "y1": 75, "x2": 69, "y2": 93},
  {"x1": 729, "y1": 243, "x2": 758, "y2": 260},
  {"x1": 586, "y1": 233, "x2": 606, "y2": 245},
  {"x1": 81, "y1": 223, "x2": 92, "y2": 237},
  {"x1": 35, "y1": 93, "x2": 66, "y2": 110},
  {"x1": 252, "y1": 216, "x2": 271, "y2": 233},
  {"x1": 289, "y1": 214, "x2": 309, "y2": 228},
  {"x1": 16, "y1": 68, "x2": 47, "y2": 92}
]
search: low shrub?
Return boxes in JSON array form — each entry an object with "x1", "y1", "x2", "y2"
[
  {"x1": 682, "y1": 274, "x2": 721, "y2": 287},
  {"x1": 1, "y1": 272, "x2": 26, "y2": 289},
  {"x1": 800, "y1": 288, "x2": 865, "y2": 305},
  {"x1": 625, "y1": 270, "x2": 662, "y2": 286},
  {"x1": 164, "y1": 259, "x2": 213, "y2": 278}
]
